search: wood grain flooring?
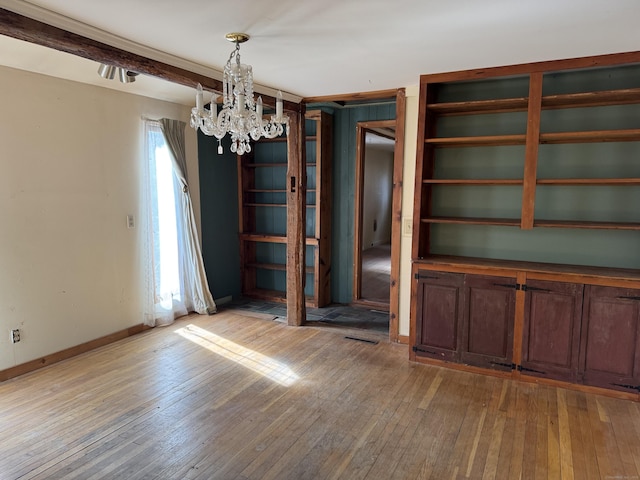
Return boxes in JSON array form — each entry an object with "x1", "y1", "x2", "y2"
[
  {"x1": 1, "y1": 310, "x2": 639, "y2": 479},
  {"x1": 361, "y1": 244, "x2": 391, "y2": 305}
]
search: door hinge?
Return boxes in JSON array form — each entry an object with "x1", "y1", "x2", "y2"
[
  {"x1": 490, "y1": 361, "x2": 516, "y2": 370},
  {"x1": 617, "y1": 296, "x2": 640, "y2": 301},
  {"x1": 415, "y1": 273, "x2": 439, "y2": 280},
  {"x1": 412, "y1": 345, "x2": 438, "y2": 355},
  {"x1": 611, "y1": 383, "x2": 640, "y2": 392},
  {"x1": 521, "y1": 285, "x2": 551, "y2": 293},
  {"x1": 517, "y1": 365, "x2": 546, "y2": 374},
  {"x1": 492, "y1": 283, "x2": 552, "y2": 293},
  {"x1": 489, "y1": 362, "x2": 547, "y2": 374}
]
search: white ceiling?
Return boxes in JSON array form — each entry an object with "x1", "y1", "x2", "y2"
[{"x1": 1, "y1": 0, "x2": 640, "y2": 104}]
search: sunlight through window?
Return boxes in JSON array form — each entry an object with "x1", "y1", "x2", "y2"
[{"x1": 175, "y1": 324, "x2": 299, "y2": 387}]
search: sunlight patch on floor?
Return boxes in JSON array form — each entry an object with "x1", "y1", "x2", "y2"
[{"x1": 175, "y1": 324, "x2": 299, "y2": 387}]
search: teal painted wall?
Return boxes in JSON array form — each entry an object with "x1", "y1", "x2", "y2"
[
  {"x1": 318, "y1": 103, "x2": 396, "y2": 304},
  {"x1": 197, "y1": 133, "x2": 241, "y2": 300},
  {"x1": 198, "y1": 103, "x2": 397, "y2": 305}
]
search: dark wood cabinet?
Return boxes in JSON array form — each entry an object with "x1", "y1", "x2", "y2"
[
  {"x1": 460, "y1": 275, "x2": 515, "y2": 371},
  {"x1": 580, "y1": 285, "x2": 640, "y2": 393},
  {"x1": 414, "y1": 271, "x2": 464, "y2": 362},
  {"x1": 521, "y1": 280, "x2": 584, "y2": 382},
  {"x1": 412, "y1": 266, "x2": 640, "y2": 397}
]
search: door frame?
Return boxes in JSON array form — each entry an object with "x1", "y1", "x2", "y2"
[
  {"x1": 352, "y1": 89, "x2": 406, "y2": 342},
  {"x1": 353, "y1": 121, "x2": 396, "y2": 310}
]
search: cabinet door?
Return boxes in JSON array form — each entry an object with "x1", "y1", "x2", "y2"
[
  {"x1": 580, "y1": 285, "x2": 640, "y2": 393},
  {"x1": 460, "y1": 275, "x2": 516, "y2": 371},
  {"x1": 414, "y1": 271, "x2": 464, "y2": 362},
  {"x1": 521, "y1": 280, "x2": 583, "y2": 382}
]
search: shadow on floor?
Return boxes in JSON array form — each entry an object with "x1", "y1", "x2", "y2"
[{"x1": 221, "y1": 298, "x2": 390, "y2": 334}]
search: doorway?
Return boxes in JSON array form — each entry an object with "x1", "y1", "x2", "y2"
[{"x1": 353, "y1": 121, "x2": 397, "y2": 312}]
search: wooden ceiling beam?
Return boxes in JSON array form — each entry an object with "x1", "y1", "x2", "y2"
[
  {"x1": 303, "y1": 88, "x2": 399, "y2": 105},
  {"x1": 0, "y1": 8, "x2": 301, "y2": 112}
]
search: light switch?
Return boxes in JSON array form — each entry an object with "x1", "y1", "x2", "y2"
[{"x1": 403, "y1": 218, "x2": 413, "y2": 236}]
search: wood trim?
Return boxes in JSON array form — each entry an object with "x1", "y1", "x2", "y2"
[
  {"x1": 408, "y1": 264, "x2": 418, "y2": 361},
  {"x1": 425, "y1": 134, "x2": 526, "y2": 147},
  {"x1": 511, "y1": 271, "x2": 527, "y2": 372},
  {"x1": 423, "y1": 179, "x2": 523, "y2": 185},
  {"x1": 521, "y1": 72, "x2": 543, "y2": 229},
  {"x1": 0, "y1": 8, "x2": 300, "y2": 112},
  {"x1": 0, "y1": 323, "x2": 150, "y2": 382},
  {"x1": 412, "y1": 82, "x2": 432, "y2": 260},
  {"x1": 413, "y1": 256, "x2": 640, "y2": 288},
  {"x1": 286, "y1": 110, "x2": 306, "y2": 326},
  {"x1": 539, "y1": 129, "x2": 640, "y2": 143},
  {"x1": 389, "y1": 89, "x2": 406, "y2": 343},
  {"x1": 353, "y1": 123, "x2": 367, "y2": 302},
  {"x1": 420, "y1": 50, "x2": 640, "y2": 84},
  {"x1": 313, "y1": 110, "x2": 333, "y2": 307},
  {"x1": 303, "y1": 89, "x2": 399, "y2": 104},
  {"x1": 397, "y1": 335, "x2": 409, "y2": 345},
  {"x1": 412, "y1": 355, "x2": 639, "y2": 402}
]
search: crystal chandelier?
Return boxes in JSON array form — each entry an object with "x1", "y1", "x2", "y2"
[{"x1": 190, "y1": 33, "x2": 289, "y2": 155}]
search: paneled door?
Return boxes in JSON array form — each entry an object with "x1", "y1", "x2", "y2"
[
  {"x1": 580, "y1": 285, "x2": 640, "y2": 393},
  {"x1": 460, "y1": 275, "x2": 516, "y2": 371},
  {"x1": 521, "y1": 280, "x2": 584, "y2": 382}
]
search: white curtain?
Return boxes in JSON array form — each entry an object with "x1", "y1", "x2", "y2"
[{"x1": 142, "y1": 119, "x2": 216, "y2": 327}]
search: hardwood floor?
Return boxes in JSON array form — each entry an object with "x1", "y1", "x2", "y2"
[
  {"x1": 361, "y1": 244, "x2": 391, "y2": 305},
  {"x1": 1, "y1": 310, "x2": 640, "y2": 479}
]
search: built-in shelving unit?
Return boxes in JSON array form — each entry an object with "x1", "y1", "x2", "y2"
[
  {"x1": 237, "y1": 110, "x2": 333, "y2": 307},
  {"x1": 410, "y1": 52, "x2": 640, "y2": 399}
]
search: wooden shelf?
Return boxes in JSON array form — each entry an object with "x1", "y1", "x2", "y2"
[
  {"x1": 246, "y1": 189, "x2": 316, "y2": 193},
  {"x1": 425, "y1": 134, "x2": 526, "y2": 147},
  {"x1": 245, "y1": 162, "x2": 288, "y2": 168},
  {"x1": 542, "y1": 88, "x2": 640, "y2": 109},
  {"x1": 246, "y1": 188, "x2": 287, "y2": 193},
  {"x1": 537, "y1": 178, "x2": 640, "y2": 185},
  {"x1": 237, "y1": 110, "x2": 332, "y2": 308},
  {"x1": 423, "y1": 179, "x2": 523, "y2": 185},
  {"x1": 539, "y1": 129, "x2": 640, "y2": 144},
  {"x1": 258, "y1": 135, "x2": 318, "y2": 143},
  {"x1": 425, "y1": 88, "x2": 640, "y2": 117},
  {"x1": 240, "y1": 233, "x2": 319, "y2": 246},
  {"x1": 427, "y1": 97, "x2": 529, "y2": 116},
  {"x1": 414, "y1": 255, "x2": 640, "y2": 283},
  {"x1": 533, "y1": 219, "x2": 640, "y2": 230},
  {"x1": 244, "y1": 203, "x2": 317, "y2": 208},
  {"x1": 246, "y1": 262, "x2": 314, "y2": 274},
  {"x1": 245, "y1": 203, "x2": 286, "y2": 207},
  {"x1": 421, "y1": 216, "x2": 520, "y2": 227}
]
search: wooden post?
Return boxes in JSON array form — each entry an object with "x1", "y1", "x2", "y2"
[
  {"x1": 521, "y1": 72, "x2": 543, "y2": 229},
  {"x1": 286, "y1": 109, "x2": 306, "y2": 326}
]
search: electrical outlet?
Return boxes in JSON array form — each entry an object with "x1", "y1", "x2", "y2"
[
  {"x1": 126, "y1": 214, "x2": 135, "y2": 229},
  {"x1": 11, "y1": 329, "x2": 20, "y2": 343}
]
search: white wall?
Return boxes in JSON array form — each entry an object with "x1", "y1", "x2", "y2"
[
  {"x1": 398, "y1": 85, "x2": 419, "y2": 338},
  {"x1": 362, "y1": 145, "x2": 393, "y2": 249},
  {"x1": 0, "y1": 65, "x2": 197, "y2": 371}
]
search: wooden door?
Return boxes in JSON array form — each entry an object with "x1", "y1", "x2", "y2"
[
  {"x1": 460, "y1": 275, "x2": 516, "y2": 371},
  {"x1": 414, "y1": 271, "x2": 464, "y2": 362},
  {"x1": 521, "y1": 280, "x2": 584, "y2": 382},
  {"x1": 580, "y1": 285, "x2": 640, "y2": 393}
]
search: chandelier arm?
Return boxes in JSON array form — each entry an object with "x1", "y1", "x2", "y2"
[{"x1": 191, "y1": 32, "x2": 288, "y2": 154}]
